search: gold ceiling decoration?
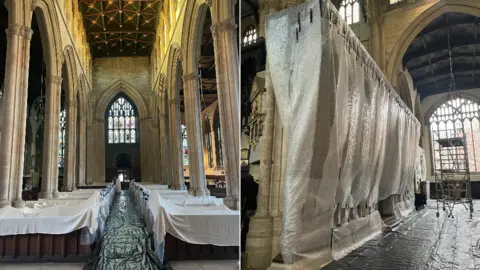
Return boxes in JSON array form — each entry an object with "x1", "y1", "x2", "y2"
[{"x1": 79, "y1": 0, "x2": 162, "y2": 57}]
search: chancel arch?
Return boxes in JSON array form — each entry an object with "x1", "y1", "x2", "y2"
[{"x1": 92, "y1": 80, "x2": 149, "y2": 184}]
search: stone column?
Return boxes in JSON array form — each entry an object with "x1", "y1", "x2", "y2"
[
  {"x1": 11, "y1": 25, "x2": 33, "y2": 208},
  {"x1": 77, "y1": 117, "x2": 87, "y2": 186},
  {"x1": 64, "y1": 98, "x2": 77, "y2": 191},
  {"x1": 39, "y1": 76, "x2": 62, "y2": 199},
  {"x1": 86, "y1": 123, "x2": 94, "y2": 185},
  {"x1": 210, "y1": 17, "x2": 239, "y2": 209},
  {"x1": 245, "y1": 73, "x2": 275, "y2": 268},
  {"x1": 182, "y1": 73, "x2": 208, "y2": 197},
  {"x1": 158, "y1": 112, "x2": 171, "y2": 185},
  {"x1": 168, "y1": 97, "x2": 185, "y2": 190},
  {"x1": 0, "y1": 23, "x2": 32, "y2": 208}
]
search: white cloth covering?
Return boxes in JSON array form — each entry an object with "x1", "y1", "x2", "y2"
[
  {"x1": 266, "y1": 0, "x2": 420, "y2": 265},
  {"x1": 0, "y1": 185, "x2": 115, "y2": 241},
  {"x1": 147, "y1": 192, "x2": 239, "y2": 247}
]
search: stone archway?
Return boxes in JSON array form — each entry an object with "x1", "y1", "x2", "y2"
[
  {"x1": 386, "y1": 0, "x2": 480, "y2": 87},
  {"x1": 89, "y1": 80, "x2": 150, "y2": 184}
]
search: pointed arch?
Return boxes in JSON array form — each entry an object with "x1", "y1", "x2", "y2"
[
  {"x1": 62, "y1": 45, "x2": 77, "y2": 97},
  {"x1": 386, "y1": 0, "x2": 480, "y2": 87},
  {"x1": 95, "y1": 80, "x2": 149, "y2": 120},
  {"x1": 34, "y1": 0, "x2": 63, "y2": 77},
  {"x1": 181, "y1": 0, "x2": 210, "y2": 77}
]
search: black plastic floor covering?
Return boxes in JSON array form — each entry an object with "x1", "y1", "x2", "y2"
[
  {"x1": 92, "y1": 191, "x2": 164, "y2": 270},
  {"x1": 324, "y1": 201, "x2": 480, "y2": 270}
]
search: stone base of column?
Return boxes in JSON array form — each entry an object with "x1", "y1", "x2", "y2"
[
  {"x1": 172, "y1": 184, "x2": 186, "y2": 190},
  {"x1": 12, "y1": 199, "x2": 25, "y2": 208},
  {"x1": 246, "y1": 215, "x2": 274, "y2": 269},
  {"x1": 223, "y1": 196, "x2": 238, "y2": 210},
  {"x1": 39, "y1": 191, "x2": 53, "y2": 199},
  {"x1": 194, "y1": 188, "x2": 209, "y2": 197},
  {"x1": 53, "y1": 191, "x2": 60, "y2": 198},
  {"x1": 0, "y1": 200, "x2": 11, "y2": 208}
]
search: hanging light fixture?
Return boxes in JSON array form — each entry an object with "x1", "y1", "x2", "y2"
[{"x1": 198, "y1": 62, "x2": 211, "y2": 124}]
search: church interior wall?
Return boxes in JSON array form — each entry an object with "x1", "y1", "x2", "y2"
[{"x1": 93, "y1": 57, "x2": 151, "y2": 96}]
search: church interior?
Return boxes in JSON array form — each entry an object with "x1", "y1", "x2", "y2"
[
  {"x1": 241, "y1": 0, "x2": 480, "y2": 269},
  {"x1": 0, "y1": 0, "x2": 240, "y2": 269}
]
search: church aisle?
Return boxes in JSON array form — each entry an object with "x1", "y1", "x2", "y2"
[{"x1": 93, "y1": 191, "x2": 164, "y2": 270}]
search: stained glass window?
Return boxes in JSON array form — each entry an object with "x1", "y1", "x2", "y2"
[
  {"x1": 182, "y1": 125, "x2": 188, "y2": 166},
  {"x1": 243, "y1": 26, "x2": 257, "y2": 47},
  {"x1": 58, "y1": 109, "x2": 66, "y2": 168},
  {"x1": 339, "y1": 0, "x2": 360, "y2": 25},
  {"x1": 107, "y1": 96, "x2": 137, "y2": 144}
]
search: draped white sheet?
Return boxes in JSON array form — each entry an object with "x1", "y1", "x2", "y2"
[
  {"x1": 0, "y1": 185, "x2": 115, "y2": 246},
  {"x1": 266, "y1": 0, "x2": 420, "y2": 265}
]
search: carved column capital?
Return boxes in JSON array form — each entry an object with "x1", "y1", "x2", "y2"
[
  {"x1": 210, "y1": 19, "x2": 237, "y2": 37},
  {"x1": 6, "y1": 24, "x2": 23, "y2": 37},
  {"x1": 205, "y1": 0, "x2": 212, "y2": 7},
  {"x1": 46, "y1": 76, "x2": 63, "y2": 85},
  {"x1": 24, "y1": 27, "x2": 33, "y2": 40}
]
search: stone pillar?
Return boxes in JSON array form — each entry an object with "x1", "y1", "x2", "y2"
[
  {"x1": 86, "y1": 124, "x2": 94, "y2": 185},
  {"x1": 39, "y1": 76, "x2": 62, "y2": 199},
  {"x1": 182, "y1": 73, "x2": 208, "y2": 197},
  {"x1": 210, "y1": 16, "x2": 239, "y2": 209},
  {"x1": 245, "y1": 73, "x2": 275, "y2": 269},
  {"x1": 11, "y1": 25, "x2": 33, "y2": 208},
  {"x1": 77, "y1": 117, "x2": 87, "y2": 186},
  {"x1": 64, "y1": 98, "x2": 77, "y2": 191},
  {"x1": 158, "y1": 112, "x2": 171, "y2": 186},
  {"x1": 168, "y1": 97, "x2": 185, "y2": 190},
  {"x1": 0, "y1": 22, "x2": 32, "y2": 208}
]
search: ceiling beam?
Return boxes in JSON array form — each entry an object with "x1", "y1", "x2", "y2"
[
  {"x1": 100, "y1": 1, "x2": 106, "y2": 31},
  {"x1": 118, "y1": 0, "x2": 123, "y2": 28},
  {"x1": 406, "y1": 52, "x2": 474, "y2": 72},
  {"x1": 420, "y1": 31, "x2": 438, "y2": 91},
  {"x1": 415, "y1": 70, "x2": 474, "y2": 87},
  {"x1": 404, "y1": 39, "x2": 480, "y2": 61},
  {"x1": 89, "y1": 30, "x2": 152, "y2": 34},
  {"x1": 472, "y1": 17, "x2": 478, "y2": 83},
  {"x1": 446, "y1": 14, "x2": 456, "y2": 91}
]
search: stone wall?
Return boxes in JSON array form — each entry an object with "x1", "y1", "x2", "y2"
[{"x1": 92, "y1": 57, "x2": 151, "y2": 94}]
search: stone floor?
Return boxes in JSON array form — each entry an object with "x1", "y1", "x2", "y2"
[
  {"x1": 324, "y1": 200, "x2": 480, "y2": 270},
  {"x1": 0, "y1": 261, "x2": 239, "y2": 270}
]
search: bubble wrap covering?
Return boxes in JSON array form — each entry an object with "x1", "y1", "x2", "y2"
[{"x1": 266, "y1": 1, "x2": 420, "y2": 265}]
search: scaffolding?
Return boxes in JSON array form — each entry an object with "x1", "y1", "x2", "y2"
[{"x1": 433, "y1": 125, "x2": 473, "y2": 218}]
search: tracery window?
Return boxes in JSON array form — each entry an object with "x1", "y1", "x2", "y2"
[
  {"x1": 107, "y1": 96, "x2": 137, "y2": 144},
  {"x1": 58, "y1": 109, "x2": 66, "y2": 168},
  {"x1": 182, "y1": 124, "x2": 189, "y2": 166},
  {"x1": 242, "y1": 26, "x2": 257, "y2": 46},
  {"x1": 390, "y1": 0, "x2": 402, "y2": 4},
  {"x1": 430, "y1": 98, "x2": 480, "y2": 172},
  {"x1": 338, "y1": 0, "x2": 360, "y2": 25}
]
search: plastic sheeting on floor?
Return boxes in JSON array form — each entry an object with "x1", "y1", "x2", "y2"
[
  {"x1": 93, "y1": 191, "x2": 164, "y2": 270},
  {"x1": 265, "y1": 0, "x2": 420, "y2": 266}
]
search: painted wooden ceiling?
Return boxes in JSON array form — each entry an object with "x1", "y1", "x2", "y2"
[{"x1": 79, "y1": 0, "x2": 162, "y2": 57}]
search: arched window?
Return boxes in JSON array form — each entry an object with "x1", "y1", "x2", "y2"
[
  {"x1": 390, "y1": 0, "x2": 402, "y2": 4},
  {"x1": 204, "y1": 116, "x2": 214, "y2": 169},
  {"x1": 243, "y1": 26, "x2": 257, "y2": 46},
  {"x1": 338, "y1": 0, "x2": 360, "y2": 25},
  {"x1": 107, "y1": 96, "x2": 137, "y2": 144},
  {"x1": 58, "y1": 109, "x2": 66, "y2": 168},
  {"x1": 430, "y1": 98, "x2": 480, "y2": 172},
  {"x1": 182, "y1": 124, "x2": 188, "y2": 165}
]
